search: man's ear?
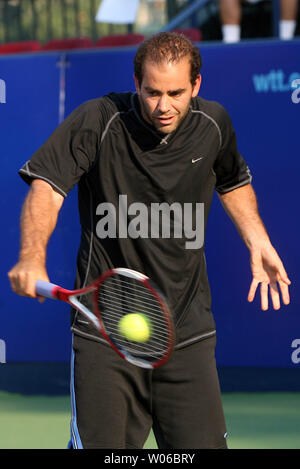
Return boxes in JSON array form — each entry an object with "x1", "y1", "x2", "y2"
[
  {"x1": 192, "y1": 74, "x2": 202, "y2": 97},
  {"x1": 134, "y1": 74, "x2": 140, "y2": 94}
]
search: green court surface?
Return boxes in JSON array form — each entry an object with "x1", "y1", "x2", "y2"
[{"x1": 0, "y1": 391, "x2": 299, "y2": 449}]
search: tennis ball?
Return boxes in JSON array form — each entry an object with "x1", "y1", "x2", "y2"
[{"x1": 118, "y1": 313, "x2": 151, "y2": 342}]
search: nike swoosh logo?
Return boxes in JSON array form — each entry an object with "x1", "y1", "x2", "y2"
[{"x1": 192, "y1": 157, "x2": 204, "y2": 164}]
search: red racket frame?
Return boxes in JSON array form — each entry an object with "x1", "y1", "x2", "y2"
[{"x1": 47, "y1": 268, "x2": 174, "y2": 369}]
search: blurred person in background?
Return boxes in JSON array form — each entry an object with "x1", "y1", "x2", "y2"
[{"x1": 220, "y1": 0, "x2": 299, "y2": 42}]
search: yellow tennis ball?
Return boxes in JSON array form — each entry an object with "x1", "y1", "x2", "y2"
[{"x1": 118, "y1": 313, "x2": 151, "y2": 343}]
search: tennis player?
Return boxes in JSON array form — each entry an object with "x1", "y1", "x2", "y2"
[{"x1": 8, "y1": 32, "x2": 291, "y2": 449}]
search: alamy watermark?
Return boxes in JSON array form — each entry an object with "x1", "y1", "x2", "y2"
[
  {"x1": 291, "y1": 339, "x2": 300, "y2": 364},
  {"x1": 0, "y1": 79, "x2": 6, "y2": 103},
  {"x1": 0, "y1": 339, "x2": 6, "y2": 363},
  {"x1": 95, "y1": 195, "x2": 204, "y2": 250},
  {"x1": 291, "y1": 79, "x2": 300, "y2": 104}
]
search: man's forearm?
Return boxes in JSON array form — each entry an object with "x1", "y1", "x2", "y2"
[
  {"x1": 19, "y1": 179, "x2": 64, "y2": 263},
  {"x1": 218, "y1": 184, "x2": 270, "y2": 250},
  {"x1": 8, "y1": 179, "x2": 64, "y2": 298}
]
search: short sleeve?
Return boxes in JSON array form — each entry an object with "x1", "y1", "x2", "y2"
[
  {"x1": 213, "y1": 107, "x2": 252, "y2": 194},
  {"x1": 18, "y1": 99, "x2": 103, "y2": 197}
]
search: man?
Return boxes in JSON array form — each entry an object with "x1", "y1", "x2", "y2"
[
  {"x1": 8, "y1": 32, "x2": 291, "y2": 449},
  {"x1": 220, "y1": 0, "x2": 299, "y2": 43}
]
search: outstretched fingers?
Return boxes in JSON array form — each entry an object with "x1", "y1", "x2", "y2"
[{"x1": 248, "y1": 277, "x2": 291, "y2": 310}]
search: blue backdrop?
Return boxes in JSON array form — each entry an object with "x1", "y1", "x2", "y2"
[{"x1": 0, "y1": 40, "x2": 299, "y2": 368}]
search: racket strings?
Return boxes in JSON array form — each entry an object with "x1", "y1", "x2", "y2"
[
  {"x1": 98, "y1": 275, "x2": 170, "y2": 362},
  {"x1": 99, "y1": 292, "x2": 166, "y2": 325},
  {"x1": 100, "y1": 284, "x2": 163, "y2": 305}
]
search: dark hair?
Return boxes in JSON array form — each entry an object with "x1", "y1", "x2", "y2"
[{"x1": 134, "y1": 32, "x2": 202, "y2": 86}]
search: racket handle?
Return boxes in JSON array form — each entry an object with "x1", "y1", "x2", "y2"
[{"x1": 36, "y1": 280, "x2": 58, "y2": 299}]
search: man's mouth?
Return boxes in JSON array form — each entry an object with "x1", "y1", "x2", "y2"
[{"x1": 155, "y1": 115, "x2": 176, "y2": 125}]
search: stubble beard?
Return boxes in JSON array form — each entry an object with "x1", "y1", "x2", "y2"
[{"x1": 138, "y1": 97, "x2": 190, "y2": 135}]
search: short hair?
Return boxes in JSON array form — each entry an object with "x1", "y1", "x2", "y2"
[{"x1": 134, "y1": 32, "x2": 202, "y2": 87}]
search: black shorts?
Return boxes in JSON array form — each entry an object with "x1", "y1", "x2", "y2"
[{"x1": 69, "y1": 334, "x2": 227, "y2": 449}]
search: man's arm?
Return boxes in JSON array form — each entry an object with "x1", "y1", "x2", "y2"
[
  {"x1": 8, "y1": 179, "x2": 64, "y2": 299},
  {"x1": 218, "y1": 183, "x2": 291, "y2": 310}
]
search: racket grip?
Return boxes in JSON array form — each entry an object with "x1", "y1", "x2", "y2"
[{"x1": 36, "y1": 280, "x2": 58, "y2": 299}]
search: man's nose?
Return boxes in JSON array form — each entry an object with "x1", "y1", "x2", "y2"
[{"x1": 157, "y1": 95, "x2": 170, "y2": 113}]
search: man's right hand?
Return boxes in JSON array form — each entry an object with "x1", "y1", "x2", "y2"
[{"x1": 8, "y1": 260, "x2": 49, "y2": 301}]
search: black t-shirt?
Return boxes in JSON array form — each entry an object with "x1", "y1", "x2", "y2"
[{"x1": 19, "y1": 92, "x2": 252, "y2": 348}]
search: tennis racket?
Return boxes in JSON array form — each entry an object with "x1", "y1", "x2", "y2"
[{"x1": 36, "y1": 268, "x2": 174, "y2": 369}]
